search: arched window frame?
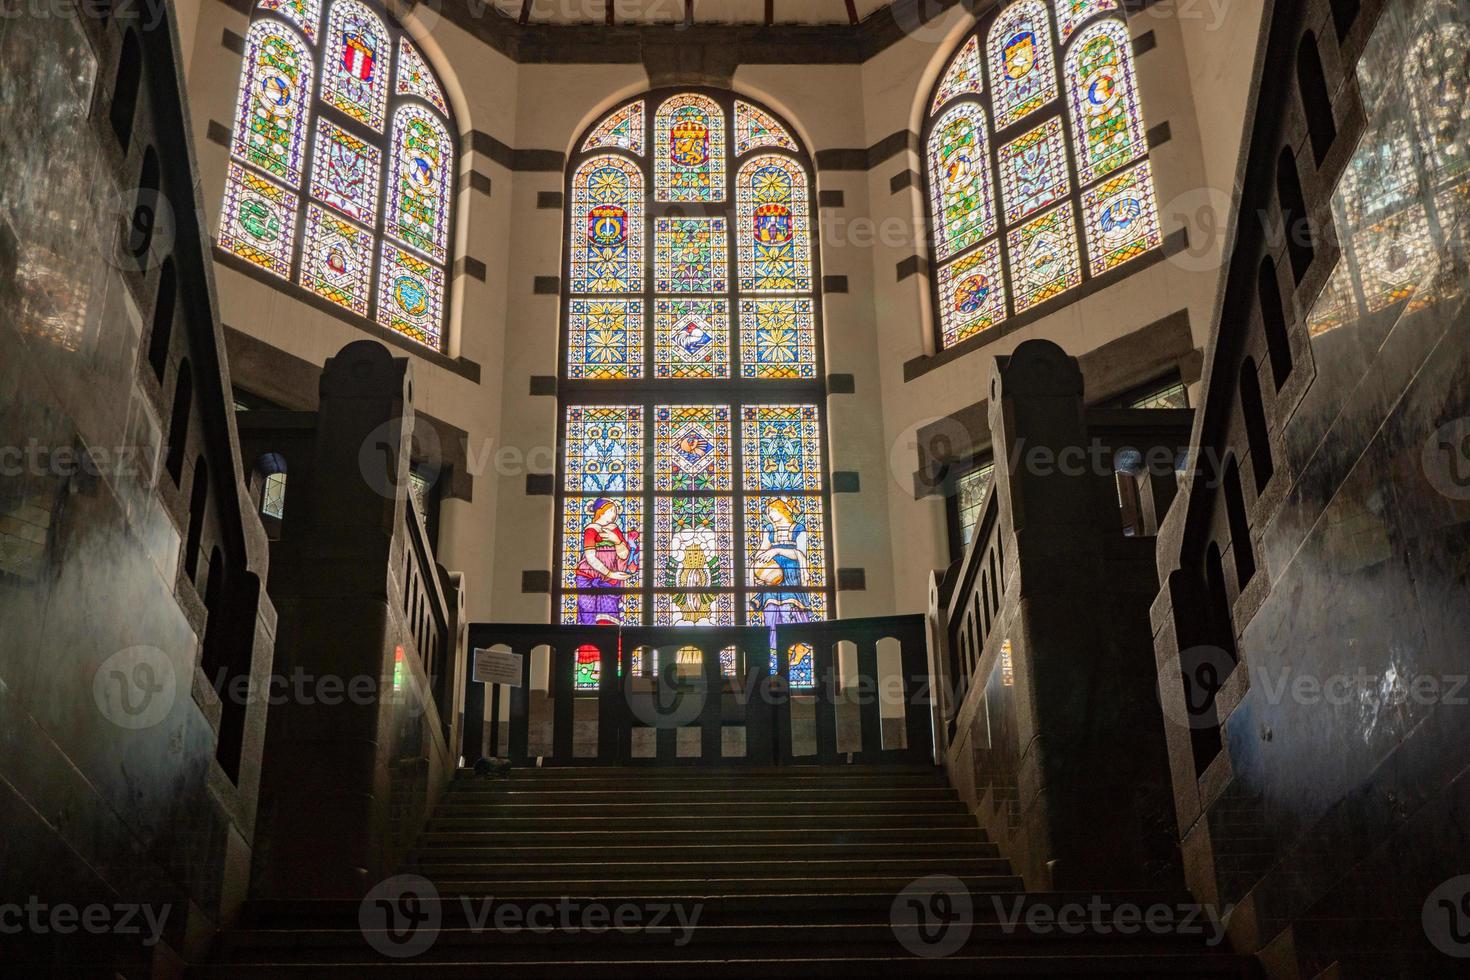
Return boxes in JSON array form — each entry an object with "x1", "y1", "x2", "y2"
[
  {"x1": 920, "y1": 1, "x2": 1163, "y2": 352},
  {"x1": 219, "y1": 0, "x2": 458, "y2": 351},
  {"x1": 554, "y1": 87, "x2": 836, "y2": 634}
]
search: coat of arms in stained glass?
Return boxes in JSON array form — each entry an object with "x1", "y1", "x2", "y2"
[
  {"x1": 937, "y1": 241, "x2": 1007, "y2": 347},
  {"x1": 737, "y1": 156, "x2": 812, "y2": 292},
  {"x1": 322, "y1": 0, "x2": 390, "y2": 131},
  {"x1": 376, "y1": 242, "x2": 445, "y2": 346},
  {"x1": 988, "y1": 0, "x2": 1057, "y2": 129},
  {"x1": 655, "y1": 93, "x2": 725, "y2": 202},
  {"x1": 570, "y1": 155, "x2": 645, "y2": 293}
]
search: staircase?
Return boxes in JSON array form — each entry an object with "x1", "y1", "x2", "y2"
[{"x1": 196, "y1": 767, "x2": 1259, "y2": 977}]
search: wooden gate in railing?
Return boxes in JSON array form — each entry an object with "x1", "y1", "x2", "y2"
[{"x1": 461, "y1": 615, "x2": 934, "y2": 767}]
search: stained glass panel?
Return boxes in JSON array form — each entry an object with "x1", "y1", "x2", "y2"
[
  {"x1": 376, "y1": 242, "x2": 445, "y2": 345},
  {"x1": 1065, "y1": 19, "x2": 1147, "y2": 184},
  {"x1": 1058, "y1": 0, "x2": 1118, "y2": 42},
  {"x1": 568, "y1": 298, "x2": 645, "y2": 380},
  {"x1": 570, "y1": 155, "x2": 645, "y2": 293},
  {"x1": 655, "y1": 217, "x2": 729, "y2": 293},
  {"x1": 220, "y1": 163, "x2": 298, "y2": 278},
  {"x1": 564, "y1": 405, "x2": 645, "y2": 493},
  {"x1": 999, "y1": 116, "x2": 1070, "y2": 226},
  {"x1": 654, "y1": 495, "x2": 735, "y2": 593},
  {"x1": 584, "y1": 100, "x2": 645, "y2": 155},
  {"x1": 654, "y1": 404, "x2": 732, "y2": 491},
  {"x1": 927, "y1": 103, "x2": 995, "y2": 261},
  {"x1": 560, "y1": 592, "x2": 644, "y2": 627},
  {"x1": 560, "y1": 494, "x2": 644, "y2": 591},
  {"x1": 744, "y1": 494, "x2": 827, "y2": 589},
  {"x1": 937, "y1": 240, "x2": 1007, "y2": 348},
  {"x1": 741, "y1": 405, "x2": 823, "y2": 493},
  {"x1": 1007, "y1": 201, "x2": 1082, "y2": 311},
  {"x1": 395, "y1": 39, "x2": 448, "y2": 117},
  {"x1": 654, "y1": 594, "x2": 736, "y2": 627},
  {"x1": 231, "y1": 21, "x2": 312, "y2": 185},
  {"x1": 930, "y1": 35, "x2": 984, "y2": 113},
  {"x1": 258, "y1": 0, "x2": 322, "y2": 41},
  {"x1": 1355, "y1": 204, "x2": 1434, "y2": 312},
  {"x1": 301, "y1": 205, "x2": 372, "y2": 315},
  {"x1": 734, "y1": 100, "x2": 797, "y2": 155},
  {"x1": 654, "y1": 298, "x2": 730, "y2": 378},
  {"x1": 655, "y1": 93, "x2": 725, "y2": 202},
  {"x1": 386, "y1": 105, "x2": 452, "y2": 263},
  {"x1": 1081, "y1": 159, "x2": 1161, "y2": 274},
  {"x1": 574, "y1": 644, "x2": 602, "y2": 690},
  {"x1": 785, "y1": 643, "x2": 816, "y2": 688},
  {"x1": 309, "y1": 118, "x2": 381, "y2": 224},
  {"x1": 738, "y1": 298, "x2": 817, "y2": 379},
  {"x1": 748, "y1": 592, "x2": 830, "y2": 630},
  {"x1": 737, "y1": 155, "x2": 813, "y2": 292},
  {"x1": 321, "y1": 0, "x2": 390, "y2": 131},
  {"x1": 988, "y1": 0, "x2": 1058, "y2": 129}
]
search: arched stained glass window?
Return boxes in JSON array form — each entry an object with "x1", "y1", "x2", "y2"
[
  {"x1": 655, "y1": 92, "x2": 726, "y2": 202},
  {"x1": 1066, "y1": 19, "x2": 1148, "y2": 184},
  {"x1": 220, "y1": 0, "x2": 457, "y2": 350},
  {"x1": 922, "y1": 2, "x2": 1161, "y2": 349},
  {"x1": 988, "y1": 0, "x2": 1058, "y2": 129},
  {"x1": 557, "y1": 90, "x2": 833, "y2": 655}
]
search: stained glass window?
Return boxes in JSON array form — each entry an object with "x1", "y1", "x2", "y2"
[
  {"x1": 741, "y1": 405, "x2": 824, "y2": 492},
  {"x1": 309, "y1": 119, "x2": 381, "y2": 224},
  {"x1": 232, "y1": 22, "x2": 312, "y2": 185},
  {"x1": 220, "y1": 163, "x2": 298, "y2": 278},
  {"x1": 931, "y1": 35, "x2": 984, "y2": 113},
  {"x1": 655, "y1": 93, "x2": 725, "y2": 202},
  {"x1": 739, "y1": 298, "x2": 817, "y2": 379},
  {"x1": 222, "y1": 0, "x2": 457, "y2": 349},
  {"x1": 557, "y1": 93, "x2": 831, "y2": 636},
  {"x1": 923, "y1": 5, "x2": 1159, "y2": 349},
  {"x1": 1058, "y1": 0, "x2": 1118, "y2": 42},
  {"x1": 936, "y1": 242, "x2": 1007, "y2": 347},
  {"x1": 584, "y1": 100, "x2": 645, "y2": 155},
  {"x1": 302, "y1": 204, "x2": 372, "y2": 314},
  {"x1": 387, "y1": 105, "x2": 452, "y2": 263},
  {"x1": 1065, "y1": 19, "x2": 1147, "y2": 184},
  {"x1": 655, "y1": 405, "x2": 732, "y2": 491},
  {"x1": 1081, "y1": 160, "x2": 1162, "y2": 275},
  {"x1": 574, "y1": 644, "x2": 601, "y2": 690},
  {"x1": 654, "y1": 298, "x2": 729, "y2": 379},
  {"x1": 568, "y1": 299, "x2": 644, "y2": 379},
  {"x1": 927, "y1": 103, "x2": 995, "y2": 261},
  {"x1": 655, "y1": 217, "x2": 729, "y2": 293},
  {"x1": 1008, "y1": 202, "x2": 1083, "y2": 311},
  {"x1": 564, "y1": 406, "x2": 644, "y2": 493},
  {"x1": 321, "y1": 0, "x2": 389, "y2": 130},
  {"x1": 395, "y1": 39, "x2": 448, "y2": 116},
  {"x1": 570, "y1": 155, "x2": 645, "y2": 293},
  {"x1": 734, "y1": 100, "x2": 797, "y2": 155},
  {"x1": 988, "y1": 0, "x2": 1058, "y2": 129},
  {"x1": 999, "y1": 116, "x2": 1070, "y2": 225},
  {"x1": 785, "y1": 643, "x2": 816, "y2": 689},
  {"x1": 737, "y1": 155, "x2": 813, "y2": 292}
]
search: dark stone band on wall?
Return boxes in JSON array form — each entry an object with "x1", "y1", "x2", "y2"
[
  {"x1": 837, "y1": 568, "x2": 866, "y2": 591},
  {"x1": 833, "y1": 471, "x2": 861, "y2": 493},
  {"x1": 521, "y1": 570, "x2": 551, "y2": 593}
]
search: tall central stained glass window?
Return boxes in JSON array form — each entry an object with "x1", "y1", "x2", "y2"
[
  {"x1": 922, "y1": 1, "x2": 1162, "y2": 351},
  {"x1": 556, "y1": 90, "x2": 833, "y2": 640}
]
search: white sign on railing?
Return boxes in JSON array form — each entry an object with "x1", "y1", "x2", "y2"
[{"x1": 473, "y1": 647, "x2": 523, "y2": 687}]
